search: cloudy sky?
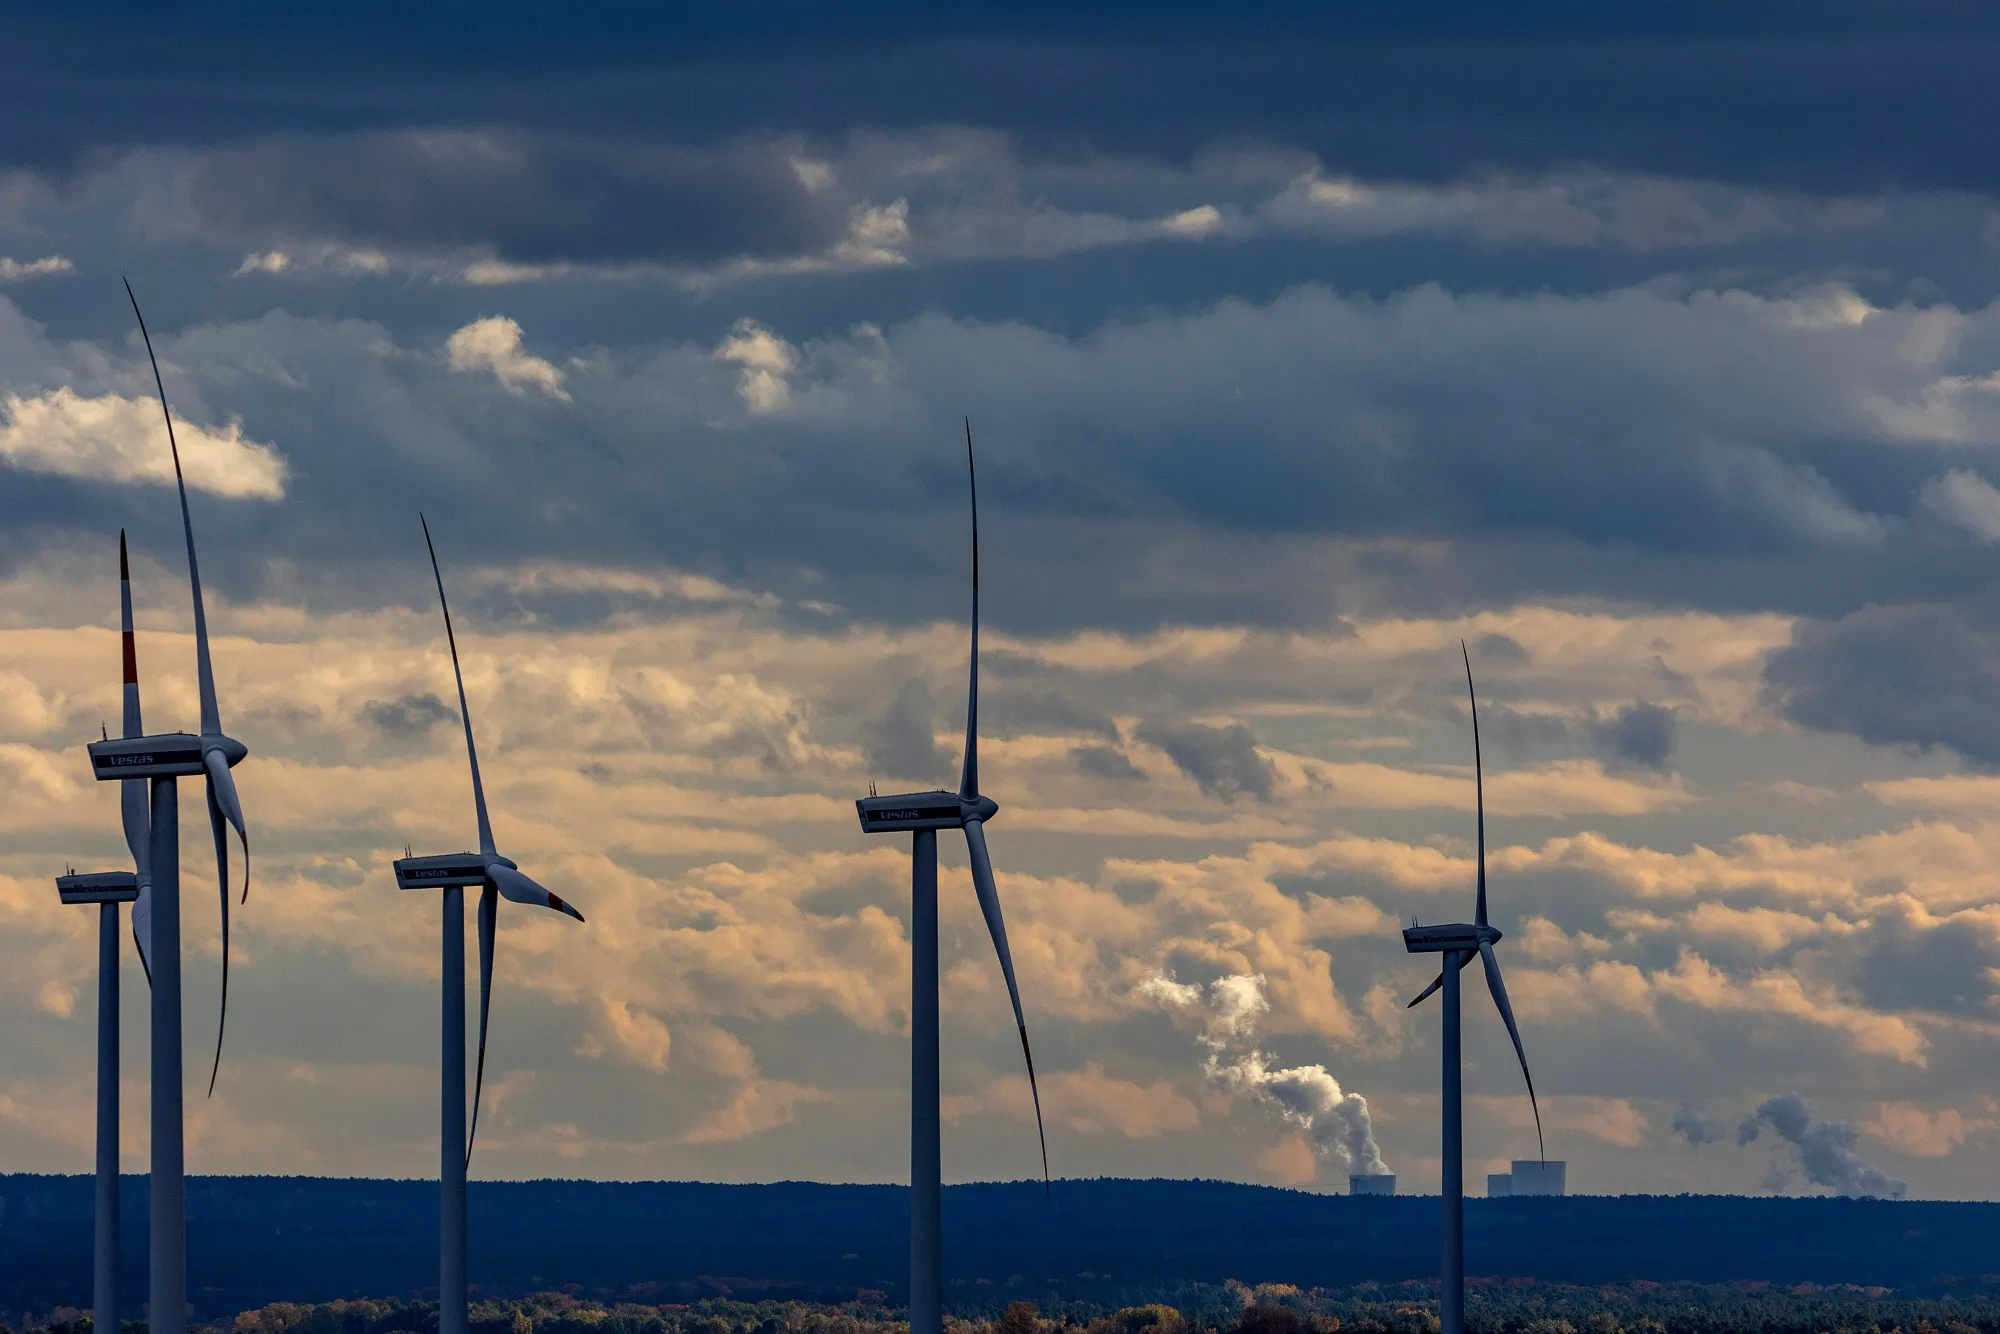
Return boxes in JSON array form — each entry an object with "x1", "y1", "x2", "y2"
[{"x1": 7, "y1": 1, "x2": 2000, "y2": 1201}]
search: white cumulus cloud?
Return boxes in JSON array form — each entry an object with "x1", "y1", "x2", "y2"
[
  {"x1": 1921, "y1": 468, "x2": 2000, "y2": 542},
  {"x1": 445, "y1": 316, "x2": 571, "y2": 400},
  {"x1": 0, "y1": 387, "x2": 286, "y2": 499},
  {"x1": 716, "y1": 319, "x2": 799, "y2": 414},
  {"x1": 0, "y1": 256, "x2": 73, "y2": 282},
  {"x1": 1159, "y1": 204, "x2": 1225, "y2": 238}
]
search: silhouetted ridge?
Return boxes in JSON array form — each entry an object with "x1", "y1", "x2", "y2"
[{"x1": 1, "y1": 1176, "x2": 1990, "y2": 1321}]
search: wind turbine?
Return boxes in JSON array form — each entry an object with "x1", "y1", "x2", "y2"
[
  {"x1": 84, "y1": 285, "x2": 254, "y2": 1334},
  {"x1": 854, "y1": 423, "x2": 1048, "y2": 1334},
  {"x1": 1402, "y1": 644, "x2": 1542, "y2": 1334},
  {"x1": 54, "y1": 864, "x2": 137, "y2": 1334},
  {"x1": 394, "y1": 517, "x2": 585, "y2": 1334},
  {"x1": 56, "y1": 537, "x2": 149, "y2": 1334},
  {"x1": 51, "y1": 532, "x2": 151, "y2": 1334}
]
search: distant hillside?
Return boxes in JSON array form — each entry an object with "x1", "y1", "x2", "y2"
[{"x1": 3, "y1": 1176, "x2": 1993, "y2": 1322}]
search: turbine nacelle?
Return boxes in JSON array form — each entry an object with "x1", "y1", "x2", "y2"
[
  {"x1": 1403, "y1": 923, "x2": 1502, "y2": 954},
  {"x1": 395, "y1": 852, "x2": 489, "y2": 889},
  {"x1": 87, "y1": 733, "x2": 207, "y2": 780},
  {"x1": 394, "y1": 851, "x2": 583, "y2": 922},
  {"x1": 856, "y1": 789, "x2": 999, "y2": 834},
  {"x1": 57, "y1": 871, "x2": 142, "y2": 905},
  {"x1": 86, "y1": 731, "x2": 248, "y2": 780}
]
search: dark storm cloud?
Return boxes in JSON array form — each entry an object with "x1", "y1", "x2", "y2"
[
  {"x1": 985, "y1": 687, "x2": 1120, "y2": 741},
  {"x1": 1135, "y1": 720, "x2": 1275, "y2": 802},
  {"x1": 361, "y1": 692, "x2": 454, "y2": 738},
  {"x1": 1592, "y1": 703, "x2": 1677, "y2": 771},
  {"x1": 1071, "y1": 744, "x2": 1146, "y2": 781},
  {"x1": 1765, "y1": 595, "x2": 2000, "y2": 766},
  {"x1": 1482, "y1": 704, "x2": 1575, "y2": 756},
  {"x1": 181, "y1": 132, "x2": 849, "y2": 266},
  {"x1": 1855, "y1": 906, "x2": 2000, "y2": 1018},
  {"x1": 5, "y1": 14, "x2": 2000, "y2": 651},
  {"x1": 863, "y1": 677, "x2": 948, "y2": 782},
  {"x1": 858, "y1": 285, "x2": 1935, "y2": 567},
  {"x1": 1473, "y1": 633, "x2": 1529, "y2": 666},
  {"x1": 6, "y1": 3, "x2": 2000, "y2": 199},
  {"x1": 12, "y1": 272, "x2": 2000, "y2": 635},
  {"x1": 798, "y1": 877, "x2": 906, "y2": 922}
]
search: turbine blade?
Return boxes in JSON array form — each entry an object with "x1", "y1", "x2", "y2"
[
  {"x1": 120, "y1": 730, "x2": 150, "y2": 874},
  {"x1": 963, "y1": 818, "x2": 1047, "y2": 1187},
  {"x1": 1015, "y1": 1024, "x2": 1050, "y2": 1194},
  {"x1": 962, "y1": 822, "x2": 1025, "y2": 1028},
  {"x1": 204, "y1": 777, "x2": 230, "y2": 1098},
  {"x1": 1463, "y1": 641, "x2": 1486, "y2": 929},
  {"x1": 125, "y1": 280, "x2": 221, "y2": 739},
  {"x1": 1479, "y1": 940, "x2": 1543, "y2": 1161},
  {"x1": 131, "y1": 885, "x2": 153, "y2": 986},
  {"x1": 1406, "y1": 971, "x2": 1445, "y2": 1009},
  {"x1": 421, "y1": 517, "x2": 495, "y2": 858},
  {"x1": 468, "y1": 884, "x2": 497, "y2": 1166},
  {"x1": 119, "y1": 530, "x2": 151, "y2": 888},
  {"x1": 959, "y1": 419, "x2": 980, "y2": 801},
  {"x1": 204, "y1": 748, "x2": 250, "y2": 903},
  {"x1": 120, "y1": 528, "x2": 143, "y2": 734},
  {"x1": 488, "y1": 863, "x2": 585, "y2": 922},
  {"x1": 200, "y1": 747, "x2": 248, "y2": 1095},
  {"x1": 1406, "y1": 951, "x2": 1476, "y2": 1008}
]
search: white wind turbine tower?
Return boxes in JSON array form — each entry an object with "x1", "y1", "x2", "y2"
[
  {"x1": 53, "y1": 535, "x2": 149, "y2": 1334},
  {"x1": 53, "y1": 859, "x2": 140, "y2": 1334},
  {"x1": 394, "y1": 518, "x2": 586, "y2": 1334},
  {"x1": 1402, "y1": 644, "x2": 1543, "y2": 1334},
  {"x1": 85, "y1": 284, "x2": 254, "y2": 1334},
  {"x1": 854, "y1": 424, "x2": 1049, "y2": 1334}
]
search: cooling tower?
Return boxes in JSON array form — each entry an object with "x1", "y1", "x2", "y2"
[{"x1": 1508, "y1": 1160, "x2": 1566, "y2": 1195}]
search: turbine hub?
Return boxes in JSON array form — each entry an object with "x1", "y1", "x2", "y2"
[
  {"x1": 962, "y1": 794, "x2": 998, "y2": 823},
  {"x1": 211, "y1": 734, "x2": 249, "y2": 766}
]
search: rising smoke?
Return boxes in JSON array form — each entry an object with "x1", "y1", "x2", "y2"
[
  {"x1": 1671, "y1": 1101, "x2": 1727, "y2": 1147},
  {"x1": 1737, "y1": 1092, "x2": 1907, "y2": 1199},
  {"x1": 1140, "y1": 971, "x2": 1388, "y2": 1178}
]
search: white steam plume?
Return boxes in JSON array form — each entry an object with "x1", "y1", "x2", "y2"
[
  {"x1": 1737, "y1": 1091, "x2": 1906, "y2": 1198},
  {"x1": 1140, "y1": 971, "x2": 1388, "y2": 1178}
]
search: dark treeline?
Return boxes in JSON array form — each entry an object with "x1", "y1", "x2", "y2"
[
  {"x1": 9, "y1": 1177, "x2": 2000, "y2": 1322},
  {"x1": 21, "y1": 1283, "x2": 2000, "y2": 1334}
]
